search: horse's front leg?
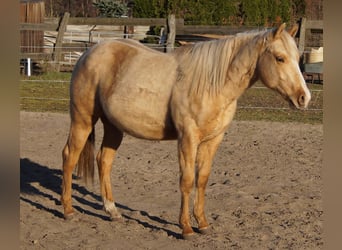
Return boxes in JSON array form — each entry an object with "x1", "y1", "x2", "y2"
[
  {"x1": 177, "y1": 129, "x2": 200, "y2": 239},
  {"x1": 194, "y1": 133, "x2": 225, "y2": 234}
]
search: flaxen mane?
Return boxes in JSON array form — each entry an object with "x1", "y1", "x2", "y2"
[{"x1": 174, "y1": 30, "x2": 267, "y2": 97}]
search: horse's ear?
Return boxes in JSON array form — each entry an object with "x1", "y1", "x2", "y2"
[
  {"x1": 287, "y1": 24, "x2": 299, "y2": 37},
  {"x1": 273, "y1": 23, "x2": 286, "y2": 39}
]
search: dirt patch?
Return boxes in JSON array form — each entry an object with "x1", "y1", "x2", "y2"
[{"x1": 20, "y1": 111, "x2": 323, "y2": 249}]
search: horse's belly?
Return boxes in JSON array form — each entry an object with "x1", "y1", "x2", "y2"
[
  {"x1": 99, "y1": 49, "x2": 178, "y2": 140},
  {"x1": 104, "y1": 84, "x2": 177, "y2": 140}
]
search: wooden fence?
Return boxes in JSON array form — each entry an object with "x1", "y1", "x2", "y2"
[
  {"x1": 19, "y1": 13, "x2": 265, "y2": 72},
  {"x1": 298, "y1": 18, "x2": 323, "y2": 54},
  {"x1": 20, "y1": 14, "x2": 323, "y2": 74},
  {"x1": 20, "y1": 13, "x2": 184, "y2": 71}
]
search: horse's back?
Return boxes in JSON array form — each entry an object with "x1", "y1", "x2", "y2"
[{"x1": 70, "y1": 39, "x2": 179, "y2": 140}]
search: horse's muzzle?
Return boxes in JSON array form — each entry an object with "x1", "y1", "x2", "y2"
[
  {"x1": 290, "y1": 91, "x2": 311, "y2": 110},
  {"x1": 298, "y1": 92, "x2": 311, "y2": 109}
]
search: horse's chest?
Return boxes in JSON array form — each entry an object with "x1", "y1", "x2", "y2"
[
  {"x1": 171, "y1": 88, "x2": 237, "y2": 141},
  {"x1": 197, "y1": 101, "x2": 237, "y2": 140}
]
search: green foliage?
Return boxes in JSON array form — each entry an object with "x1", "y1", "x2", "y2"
[
  {"x1": 132, "y1": 0, "x2": 157, "y2": 18},
  {"x1": 239, "y1": 0, "x2": 292, "y2": 26},
  {"x1": 291, "y1": 0, "x2": 306, "y2": 19},
  {"x1": 133, "y1": 0, "x2": 238, "y2": 25},
  {"x1": 93, "y1": 0, "x2": 128, "y2": 18},
  {"x1": 46, "y1": 0, "x2": 307, "y2": 23},
  {"x1": 133, "y1": 0, "x2": 300, "y2": 26},
  {"x1": 132, "y1": 0, "x2": 167, "y2": 18},
  {"x1": 181, "y1": 1, "x2": 238, "y2": 25}
]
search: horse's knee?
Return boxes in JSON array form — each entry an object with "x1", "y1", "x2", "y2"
[
  {"x1": 180, "y1": 169, "x2": 195, "y2": 191},
  {"x1": 180, "y1": 180, "x2": 194, "y2": 195},
  {"x1": 197, "y1": 173, "x2": 210, "y2": 188}
]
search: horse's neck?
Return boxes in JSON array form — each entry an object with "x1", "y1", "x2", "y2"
[{"x1": 221, "y1": 33, "x2": 265, "y2": 101}]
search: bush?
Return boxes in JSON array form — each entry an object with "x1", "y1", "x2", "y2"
[{"x1": 93, "y1": 0, "x2": 128, "y2": 18}]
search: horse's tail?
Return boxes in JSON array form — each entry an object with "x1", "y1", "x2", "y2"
[{"x1": 76, "y1": 128, "x2": 95, "y2": 184}]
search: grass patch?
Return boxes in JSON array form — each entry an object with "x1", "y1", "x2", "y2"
[
  {"x1": 235, "y1": 108, "x2": 322, "y2": 124},
  {"x1": 20, "y1": 73, "x2": 323, "y2": 124},
  {"x1": 236, "y1": 82, "x2": 323, "y2": 124},
  {"x1": 20, "y1": 72, "x2": 71, "y2": 112}
]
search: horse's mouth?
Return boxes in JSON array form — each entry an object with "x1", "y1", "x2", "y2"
[
  {"x1": 276, "y1": 89, "x2": 304, "y2": 110},
  {"x1": 288, "y1": 99, "x2": 298, "y2": 110},
  {"x1": 288, "y1": 96, "x2": 308, "y2": 110},
  {"x1": 281, "y1": 95, "x2": 300, "y2": 110},
  {"x1": 276, "y1": 85, "x2": 310, "y2": 110}
]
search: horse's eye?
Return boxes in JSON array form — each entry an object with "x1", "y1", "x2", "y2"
[{"x1": 276, "y1": 56, "x2": 285, "y2": 63}]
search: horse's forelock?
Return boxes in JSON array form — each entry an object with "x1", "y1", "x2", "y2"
[{"x1": 263, "y1": 28, "x2": 300, "y2": 60}]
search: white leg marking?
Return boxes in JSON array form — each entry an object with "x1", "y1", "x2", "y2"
[{"x1": 103, "y1": 198, "x2": 122, "y2": 220}]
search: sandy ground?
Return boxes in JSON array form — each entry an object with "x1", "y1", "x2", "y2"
[{"x1": 20, "y1": 111, "x2": 323, "y2": 249}]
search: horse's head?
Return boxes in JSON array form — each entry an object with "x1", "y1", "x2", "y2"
[{"x1": 257, "y1": 23, "x2": 311, "y2": 109}]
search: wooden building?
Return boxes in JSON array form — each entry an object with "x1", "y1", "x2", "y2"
[{"x1": 20, "y1": 0, "x2": 45, "y2": 53}]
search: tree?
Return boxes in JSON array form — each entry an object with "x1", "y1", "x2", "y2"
[
  {"x1": 291, "y1": 0, "x2": 306, "y2": 20},
  {"x1": 93, "y1": 0, "x2": 128, "y2": 17},
  {"x1": 132, "y1": 0, "x2": 162, "y2": 18},
  {"x1": 44, "y1": 0, "x2": 308, "y2": 25},
  {"x1": 239, "y1": 0, "x2": 293, "y2": 26},
  {"x1": 44, "y1": 0, "x2": 97, "y2": 17},
  {"x1": 133, "y1": 0, "x2": 237, "y2": 25}
]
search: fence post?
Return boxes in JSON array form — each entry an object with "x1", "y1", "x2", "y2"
[
  {"x1": 298, "y1": 17, "x2": 306, "y2": 56},
  {"x1": 53, "y1": 12, "x2": 70, "y2": 72},
  {"x1": 166, "y1": 14, "x2": 176, "y2": 53},
  {"x1": 27, "y1": 58, "x2": 31, "y2": 76}
]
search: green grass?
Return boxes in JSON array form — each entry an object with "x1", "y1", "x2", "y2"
[
  {"x1": 21, "y1": 71, "x2": 72, "y2": 81},
  {"x1": 20, "y1": 72, "x2": 71, "y2": 112},
  {"x1": 235, "y1": 82, "x2": 323, "y2": 124},
  {"x1": 20, "y1": 73, "x2": 323, "y2": 124},
  {"x1": 235, "y1": 108, "x2": 322, "y2": 124}
]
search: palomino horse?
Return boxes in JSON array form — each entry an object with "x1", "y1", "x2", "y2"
[{"x1": 61, "y1": 23, "x2": 311, "y2": 238}]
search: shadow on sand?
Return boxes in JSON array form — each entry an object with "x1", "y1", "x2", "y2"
[{"x1": 20, "y1": 158, "x2": 182, "y2": 239}]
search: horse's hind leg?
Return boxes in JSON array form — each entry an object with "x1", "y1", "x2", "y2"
[
  {"x1": 61, "y1": 118, "x2": 94, "y2": 219},
  {"x1": 96, "y1": 117, "x2": 123, "y2": 221}
]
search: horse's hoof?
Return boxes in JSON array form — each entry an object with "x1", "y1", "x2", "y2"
[
  {"x1": 199, "y1": 227, "x2": 211, "y2": 235},
  {"x1": 110, "y1": 214, "x2": 124, "y2": 222},
  {"x1": 182, "y1": 232, "x2": 195, "y2": 240},
  {"x1": 109, "y1": 209, "x2": 123, "y2": 222},
  {"x1": 64, "y1": 212, "x2": 75, "y2": 221}
]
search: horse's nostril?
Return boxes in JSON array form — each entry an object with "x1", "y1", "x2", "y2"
[{"x1": 298, "y1": 94, "x2": 306, "y2": 106}]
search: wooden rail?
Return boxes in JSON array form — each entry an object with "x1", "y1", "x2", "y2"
[
  {"x1": 20, "y1": 14, "x2": 323, "y2": 74},
  {"x1": 298, "y1": 17, "x2": 323, "y2": 54},
  {"x1": 20, "y1": 13, "x2": 179, "y2": 71},
  {"x1": 68, "y1": 17, "x2": 168, "y2": 26}
]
